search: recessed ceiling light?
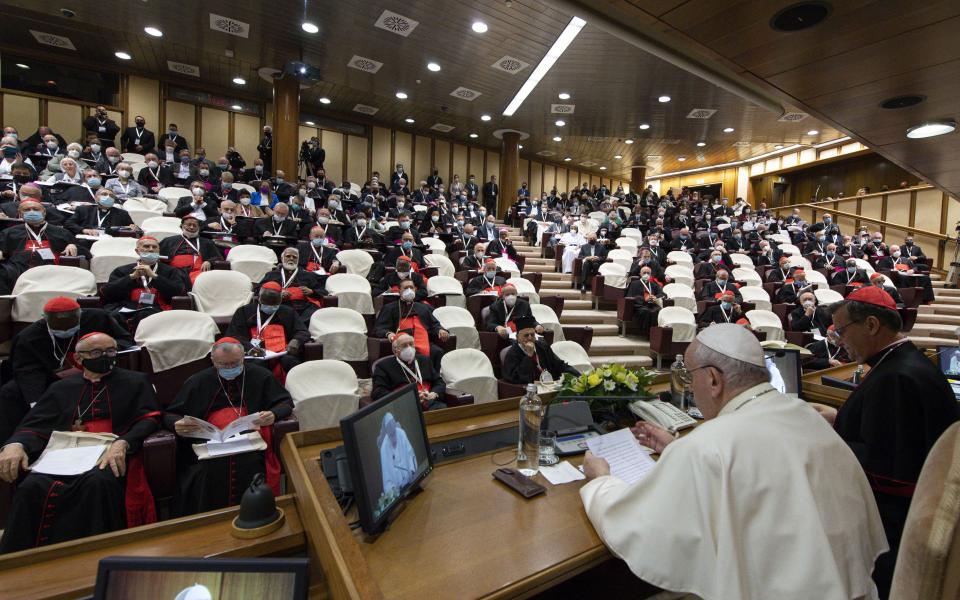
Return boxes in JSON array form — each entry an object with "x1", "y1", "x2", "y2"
[
  {"x1": 555, "y1": 120, "x2": 565, "y2": 127},
  {"x1": 232, "y1": 77, "x2": 246, "y2": 85},
  {"x1": 638, "y1": 123, "x2": 650, "y2": 130},
  {"x1": 231, "y1": 104, "x2": 242, "y2": 110},
  {"x1": 696, "y1": 141, "x2": 706, "y2": 147},
  {"x1": 395, "y1": 91, "x2": 408, "y2": 99},
  {"x1": 599, "y1": 166, "x2": 607, "y2": 170},
  {"x1": 906, "y1": 120, "x2": 957, "y2": 139},
  {"x1": 614, "y1": 154, "x2": 622, "y2": 159},
  {"x1": 723, "y1": 127, "x2": 735, "y2": 133},
  {"x1": 144, "y1": 26, "x2": 163, "y2": 37},
  {"x1": 15, "y1": 63, "x2": 29, "y2": 69},
  {"x1": 624, "y1": 139, "x2": 634, "y2": 144},
  {"x1": 677, "y1": 156, "x2": 687, "y2": 161},
  {"x1": 299, "y1": 66, "x2": 306, "y2": 74},
  {"x1": 305, "y1": 121, "x2": 315, "y2": 126},
  {"x1": 564, "y1": 157, "x2": 572, "y2": 161},
  {"x1": 806, "y1": 129, "x2": 819, "y2": 135},
  {"x1": 552, "y1": 136, "x2": 562, "y2": 142},
  {"x1": 405, "y1": 118, "x2": 415, "y2": 124},
  {"x1": 472, "y1": 21, "x2": 488, "y2": 33},
  {"x1": 114, "y1": 51, "x2": 132, "y2": 60},
  {"x1": 519, "y1": 144, "x2": 523, "y2": 149},
  {"x1": 301, "y1": 22, "x2": 319, "y2": 34},
  {"x1": 880, "y1": 94, "x2": 926, "y2": 110},
  {"x1": 558, "y1": 92, "x2": 571, "y2": 100},
  {"x1": 427, "y1": 62, "x2": 441, "y2": 72},
  {"x1": 502, "y1": 16, "x2": 586, "y2": 117},
  {"x1": 770, "y1": 2, "x2": 832, "y2": 32},
  {"x1": 480, "y1": 114, "x2": 492, "y2": 122},
  {"x1": 318, "y1": 97, "x2": 331, "y2": 104},
  {"x1": 774, "y1": 144, "x2": 784, "y2": 149},
  {"x1": 658, "y1": 95, "x2": 671, "y2": 103},
  {"x1": 469, "y1": 133, "x2": 479, "y2": 138}
]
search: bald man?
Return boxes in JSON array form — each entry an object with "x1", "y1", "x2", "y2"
[
  {"x1": 203, "y1": 199, "x2": 253, "y2": 242},
  {"x1": 0, "y1": 199, "x2": 80, "y2": 285},
  {"x1": 371, "y1": 333, "x2": 447, "y2": 409},
  {"x1": 102, "y1": 236, "x2": 189, "y2": 326},
  {"x1": 254, "y1": 201, "x2": 298, "y2": 239},
  {"x1": 0, "y1": 332, "x2": 160, "y2": 552},
  {"x1": 580, "y1": 325, "x2": 887, "y2": 599},
  {"x1": 258, "y1": 247, "x2": 326, "y2": 323}
]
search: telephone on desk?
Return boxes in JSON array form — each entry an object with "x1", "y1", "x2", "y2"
[{"x1": 629, "y1": 399, "x2": 697, "y2": 434}]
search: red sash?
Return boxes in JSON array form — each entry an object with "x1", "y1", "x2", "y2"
[
  {"x1": 206, "y1": 407, "x2": 280, "y2": 497},
  {"x1": 250, "y1": 323, "x2": 286, "y2": 353},
  {"x1": 85, "y1": 417, "x2": 158, "y2": 527},
  {"x1": 398, "y1": 315, "x2": 430, "y2": 358},
  {"x1": 305, "y1": 260, "x2": 322, "y2": 272},
  {"x1": 130, "y1": 286, "x2": 171, "y2": 311},
  {"x1": 283, "y1": 285, "x2": 323, "y2": 307}
]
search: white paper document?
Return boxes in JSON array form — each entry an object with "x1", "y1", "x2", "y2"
[
  {"x1": 585, "y1": 428, "x2": 657, "y2": 485},
  {"x1": 30, "y1": 445, "x2": 106, "y2": 476},
  {"x1": 182, "y1": 413, "x2": 260, "y2": 442},
  {"x1": 539, "y1": 460, "x2": 586, "y2": 485},
  {"x1": 204, "y1": 437, "x2": 256, "y2": 457},
  {"x1": 244, "y1": 350, "x2": 287, "y2": 361}
]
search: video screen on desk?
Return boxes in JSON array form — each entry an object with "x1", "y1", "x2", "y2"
[
  {"x1": 938, "y1": 346, "x2": 960, "y2": 378},
  {"x1": 341, "y1": 383, "x2": 432, "y2": 533}
]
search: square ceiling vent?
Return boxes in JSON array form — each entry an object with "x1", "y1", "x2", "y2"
[
  {"x1": 551, "y1": 104, "x2": 575, "y2": 114},
  {"x1": 30, "y1": 30, "x2": 75, "y2": 50},
  {"x1": 778, "y1": 111, "x2": 809, "y2": 122},
  {"x1": 491, "y1": 56, "x2": 530, "y2": 74},
  {"x1": 450, "y1": 87, "x2": 482, "y2": 101},
  {"x1": 353, "y1": 104, "x2": 379, "y2": 115},
  {"x1": 375, "y1": 10, "x2": 419, "y2": 37},
  {"x1": 167, "y1": 61, "x2": 200, "y2": 77},
  {"x1": 686, "y1": 108, "x2": 716, "y2": 119},
  {"x1": 209, "y1": 14, "x2": 250, "y2": 38},
  {"x1": 430, "y1": 123, "x2": 455, "y2": 133},
  {"x1": 348, "y1": 55, "x2": 383, "y2": 73}
]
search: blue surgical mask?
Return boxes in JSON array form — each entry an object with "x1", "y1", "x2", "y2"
[
  {"x1": 218, "y1": 365, "x2": 243, "y2": 380},
  {"x1": 23, "y1": 211, "x2": 44, "y2": 223},
  {"x1": 311, "y1": 238, "x2": 325, "y2": 247},
  {"x1": 98, "y1": 196, "x2": 114, "y2": 208},
  {"x1": 260, "y1": 303, "x2": 279, "y2": 315},
  {"x1": 222, "y1": 182, "x2": 233, "y2": 190},
  {"x1": 139, "y1": 252, "x2": 159, "y2": 264},
  {"x1": 87, "y1": 177, "x2": 102, "y2": 188},
  {"x1": 402, "y1": 241, "x2": 413, "y2": 250},
  {"x1": 399, "y1": 221, "x2": 410, "y2": 229},
  {"x1": 721, "y1": 301, "x2": 732, "y2": 310},
  {"x1": 50, "y1": 324, "x2": 80, "y2": 339}
]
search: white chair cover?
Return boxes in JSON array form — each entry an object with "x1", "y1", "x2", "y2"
[
  {"x1": 90, "y1": 237, "x2": 139, "y2": 256},
  {"x1": 227, "y1": 244, "x2": 278, "y2": 283},
  {"x1": 806, "y1": 270, "x2": 829, "y2": 289},
  {"x1": 121, "y1": 152, "x2": 145, "y2": 163},
  {"x1": 732, "y1": 267, "x2": 763, "y2": 287},
  {"x1": 122, "y1": 197, "x2": 166, "y2": 226},
  {"x1": 158, "y1": 187, "x2": 192, "y2": 213},
  {"x1": 7, "y1": 265, "x2": 97, "y2": 323},
  {"x1": 131, "y1": 162, "x2": 148, "y2": 179},
  {"x1": 662, "y1": 283, "x2": 697, "y2": 313},
  {"x1": 507, "y1": 276, "x2": 540, "y2": 304},
  {"x1": 664, "y1": 264, "x2": 695, "y2": 288},
  {"x1": 494, "y1": 256, "x2": 520, "y2": 276},
  {"x1": 746, "y1": 309, "x2": 785, "y2": 342},
  {"x1": 667, "y1": 251, "x2": 694, "y2": 266},
  {"x1": 739, "y1": 286, "x2": 773, "y2": 312},
  {"x1": 134, "y1": 310, "x2": 219, "y2": 372},
  {"x1": 434, "y1": 306, "x2": 481, "y2": 350},
  {"x1": 768, "y1": 233, "x2": 791, "y2": 245},
  {"x1": 426, "y1": 276, "x2": 466, "y2": 309},
  {"x1": 716, "y1": 223, "x2": 731, "y2": 232},
  {"x1": 814, "y1": 288, "x2": 845, "y2": 306},
  {"x1": 615, "y1": 237, "x2": 639, "y2": 256},
  {"x1": 657, "y1": 306, "x2": 697, "y2": 343},
  {"x1": 413, "y1": 204, "x2": 428, "y2": 213},
  {"x1": 598, "y1": 262, "x2": 628, "y2": 289},
  {"x1": 189, "y1": 270, "x2": 253, "y2": 317},
  {"x1": 286, "y1": 360, "x2": 360, "y2": 430},
  {"x1": 440, "y1": 349, "x2": 498, "y2": 403},
  {"x1": 607, "y1": 249, "x2": 634, "y2": 271},
  {"x1": 551, "y1": 341, "x2": 592, "y2": 373},
  {"x1": 422, "y1": 237, "x2": 447, "y2": 256},
  {"x1": 588, "y1": 211, "x2": 606, "y2": 221},
  {"x1": 90, "y1": 254, "x2": 139, "y2": 284},
  {"x1": 335, "y1": 249, "x2": 374, "y2": 278},
  {"x1": 424, "y1": 254, "x2": 455, "y2": 277},
  {"x1": 729, "y1": 253, "x2": 755, "y2": 268},
  {"x1": 853, "y1": 258, "x2": 875, "y2": 274},
  {"x1": 308, "y1": 308, "x2": 368, "y2": 361},
  {"x1": 531, "y1": 303, "x2": 564, "y2": 342},
  {"x1": 787, "y1": 255, "x2": 813, "y2": 271},
  {"x1": 779, "y1": 243, "x2": 801, "y2": 256},
  {"x1": 325, "y1": 273, "x2": 374, "y2": 314},
  {"x1": 620, "y1": 228, "x2": 643, "y2": 241},
  {"x1": 141, "y1": 216, "x2": 183, "y2": 242},
  {"x1": 232, "y1": 183, "x2": 256, "y2": 195}
]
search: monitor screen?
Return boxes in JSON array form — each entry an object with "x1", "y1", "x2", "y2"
[
  {"x1": 93, "y1": 557, "x2": 309, "y2": 600},
  {"x1": 340, "y1": 383, "x2": 432, "y2": 534},
  {"x1": 765, "y1": 349, "x2": 802, "y2": 396},
  {"x1": 938, "y1": 346, "x2": 960, "y2": 378}
]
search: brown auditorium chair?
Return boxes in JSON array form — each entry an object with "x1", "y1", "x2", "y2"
[
  {"x1": 541, "y1": 232, "x2": 554, "y2": 258},
  {"x1": 898, "y1": 287, "x2": 924, "y2": 309},
  {"x1": 899, "y1": 308, "x2": 918, "y2": 333},
  {"x1": 540, "y1": 295, "x2": 564, "y2": 318},
  {"x1": 618, "y1": 295, "x2": 675, "y2": 337},
  {"x1": 521, "y1": 271, "x2": 542, "y2": 291},
  {"x1": 466, "y1": 293, "x2": 498, "y2": 327},
  {"x1": 889, "y1": 422, "x2": 960, "y2": 600}
]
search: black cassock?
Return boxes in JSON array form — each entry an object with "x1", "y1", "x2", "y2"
[
  {"x1": 834, "y1": 340, "x2": 959, "y2": 595},
  {"x1": 163, "y1": 365, "x2": 293, "y2": 516},
  {"x1": 224, "y1": 303, "x2": 310, "y2": 376},
  {"x1": 0, "y1": 369, "x2": 160, "y2": 553},
  {"x1": 0, "y1": 308, "x2": 132, "y2": 443},
  {"x1": 101, "y1": 262, "x2": 189, "y2": 328},
  {"x1": 0, "y1": 223, "x2": 82, "y2": 292},
  {"x1": 626, "y1": 279, "x2": 665, "y2": 336},
  {"x1": 258, "y1": 268, "x2": 327, "y2": 325},
  {"x1": 502, "y1": 340, "x2": 579, "y2": 385}
]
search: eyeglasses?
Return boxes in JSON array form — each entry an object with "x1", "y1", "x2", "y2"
[
  {"x1": 680, "y1": 364, "x2": 723, "y2": 385},
  {"x1": 78, "y1": 348, "x2": 118, "y2": 359},
  {"x1": 832, "y1": 320, "x2": 863, "y2": 337}
]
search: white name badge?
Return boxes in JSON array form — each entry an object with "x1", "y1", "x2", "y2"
[
  {"x1": 138, "y1": 292, "x2": 156, "y2": 305},
  {"x1": 98, "y1": 126, "x2": 106, "y2": 133},
  {"x1": 37, "y1": 248, "x2": 55, "y2": 261},
  {"x1": 135, "y1": 137, "x2": 141, "y2": 144},
  {"x1": 251, "y1": 338, "x2": 262, "y2": 348}
]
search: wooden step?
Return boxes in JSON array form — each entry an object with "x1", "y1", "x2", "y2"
[
  {"x1": 934, "y1": 288, "x2": 960, "y2": 298},
  {"x1": 579, "y1": 323, "x2": 619, "y2": 337},
  {"x1": 927, "y1": 304, "x2": 960, "y2": 316},
  {"x1": 563, "y1": 299, "x2": 593, "y2": 310},
  {"x1": 540, "y1": 272, "x2": 569, "y2": 281},
  {"x1": 915, "y1": 313, "x2": 960, "y2": 326},
  {"x1": 908, "y1": 336, "x2": 959, "y2": 349},
  {"x1": 540, "y1": 288, "x2": 586, "y2": 300},
  {"x1": 587, "y1": 336, "x2": 649, "y2": 356},
  {"x1": 908, "y1": 323, "x2": 958, "y2": 339},
  {"x1": 589, "y1": 354, "x2": 654, "y2": 368},
  {"x1": 559, "y1": 309, "x2": 619, "y2": 325},
  {"x1": 523, "y1": 264, "x2": 558, "y2": 273}
]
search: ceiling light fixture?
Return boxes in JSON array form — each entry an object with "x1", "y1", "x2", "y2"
[
  {"x1": 144, "y1": 26, "x2": 163, "y2": 37},
  {"x1": 774, "y1": 144, "x2": 784, "y2": 149},
  {"x1": 318, "y1": 97, "x2": 331, "y2": 104},
  {"x1": 232, "y1": 76, "x2": 246, "y2": 85},
  {"x1": 552, "y1": 136, "x2": 562, "y2": 142},
  {"x1": 770, "y1": 2, "x2": 832, "y2": 32},
  {"x1": 723, "y1": 127, "x2": 735, "y2": 133},
  {"x1": 502, "y1": 16, "x2": 587, "y2": 116},
  {"x1": 696, "y1": 141, "x2": 706, "y2": 147},
  {"x1": 301, "y1": 22, "x2": 319, "y2": 34},
  {"x1": 906, "y1": 120, "x2": 957, "y2": 139},
  {"x1": 677, "y1": 156, "x2": 687, "y2": 161},
  {"x1": 639, "y1": 123, "x2": 650, "y2": 130},
  {"x1": 480, "y1": 114, "x2": 492, "y2": 121},
  {"x1": 231, "y1": 104, "x2": 242, "y2": 110},
  {"x1": 558, "y1": 92, "x2": 571, "y2": 100},
  {"x1": 555, "y1": 120, "x2": 565, "y2": 127},
  {"x1": 405, "y1": 118, "x2": 415, "y2": 123},
  {"x1": 599, "y1": 166, "x2": 607, "y2": 170},
  {"x1": 614, "y1": 154, "x2": 622, "y2": 159},
  {"x1": 472, "y1": 21, "x2": 488, "y2": 33},
  {"x1": 305, "y1": 121, "x2": 315, "y2": 126},
  {"x1": 114, "y1": 51, "x2": 132, "y2": 60},
  {"x1": 806, "y1": 129, "x2": 819, "y2": 135},
  {"x1": 658, "y1": 95, "x2": 671, "y2": 103},
  {"x1": 519, "y1": 144, "x2": 523, "y2": 149},
  {"x1": 15, "y1": 63, "x2": 29, "y2": 69},
  {"x1": 395, "y1": 91, "x2": 408, "y2": 99},
  {"x1": 624, "y1": 139, "x2": 634, "y2": 144},
  {"x1": 427, "y1": 62, "x2": 441, "y2": 72},
  {"x1": 564, "y1": 156, "x2": 572, "y2": 161},
  {"x1": 469, "y1": 133, "x2": 479, "y2": 138}
]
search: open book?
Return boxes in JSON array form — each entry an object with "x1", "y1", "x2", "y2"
[{"x1": 182, "y1": 415, "x2": 268, "y2": 460}]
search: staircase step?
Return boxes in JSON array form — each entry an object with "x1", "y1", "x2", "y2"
[
  {"x1": 559, "y1": 309, "x2": 619, "y2": 325},
  {"x1": 934, "y1": 288, "x2": 960, "y2": 298},
  {"x1": 540, "y1": 288, "x2": 586, "y2": 300},
  {"x1": 563, "y1": 299, "x2": 593, "y2": 310},
  {"x1": 524, "y1": 264, "x2": 558, "y2": 273},
  {"x1": 929, "y1": 304, "x2": 960, "y2": 316},
  {"x1": 587, "y1": 336, "x2": 649, "y2": 356},
  {"x1": 908, "y1": 336, "x2": 959, "y2": 349},
  {"x1": 916, "y1": 313, "x2": 960, "y2": 326},
  {"x1": 540, "y1": 272, "x2": 569, "y2": 281},
  {"x1": 909, "y1": 322, "x2": 959, "y2": 339},
  {"x1": 589, "y1": 354, "x2": 654, "y2": 368},
  {"x1": 580, "y1": 323, "x2": 619, "y2": 337}
]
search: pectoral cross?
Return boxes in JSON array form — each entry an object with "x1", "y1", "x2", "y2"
[{"x1": 72, "y1": 419, "x2": 86, "y2": 431}]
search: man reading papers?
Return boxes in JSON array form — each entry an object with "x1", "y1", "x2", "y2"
[
  {"x1": 0, "y1": 332, "x2": 160, "y2": 552},
  {"x1": 580, "y1": 324, "x2": 887, "y2": 600}
]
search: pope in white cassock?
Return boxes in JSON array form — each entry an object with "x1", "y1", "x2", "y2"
[
  {"x1": 559, "y1": 226, "x2": 587, "y2": 274},
  {"x1": 580, "y1": 324, "x2": 888, "y2": 600},
  {"x1": 379, "y1": 412, "x2": 418, "y2": 495}
]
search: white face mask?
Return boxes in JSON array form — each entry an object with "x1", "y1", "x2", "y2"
[
  {"x1": 118, "y1": 169, "x2": 131, "y2": 179},
  {"x1": 68, "y1": 150, "x2": 80, "y2": 159},
  {"x1": 504, "y1": 294, "x2": 517, "y2": 307},
  {"x1": 399, "y1": 346, "x2": 416, "y2": 362},
  {"x1": 401, "y1": 288, "x2": 416, "y2": 302},
  {"x1": 147, "y1": 160, "x2": 159, "y2": 168}
]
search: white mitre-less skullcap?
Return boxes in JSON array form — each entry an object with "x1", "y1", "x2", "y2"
[{"x1": 696, "y1": 323, "x2": 765, "y2": 367}]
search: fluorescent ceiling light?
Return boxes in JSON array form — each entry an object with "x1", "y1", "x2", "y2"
[
  {"x1": 502, "y1": 16, "x2": 586, "y2": 116},
  {"x1": 658, "y1": 95, "x2": 671, "y2": 103},
  {"x1": 677, "y1": 156, "x2": 686, "y2": 161},
  {"x1": 624, "y1": 139, "x2": 634, "y2": 144},
  {"x1": 806, "y1": 129, "x2": 819, "y2": 135},
  {"x1": 723, "y1": 127, "x2": 735, "y2": 133},
  {"x1": 231, "y1": 104, "x2": 242, "y2": 110},
  {"x1": 480, "y1": 114, "x2": 491, "y2": 122},
  {"x1": 232, "y1": 77, "x2": 246, "y2": 85},
  {"x1": 614, "y1": 154, "x2": 622, "y2": 159},
  {"x1": 638, "y1": 123, "x2": 650, "y2": 130},
  {"x1": 696, "y1": 142, "x2": 706, "y2": 147},
  {"x1": 114, "y1": 51, "x2": 132, "y2": 60},
  {"x1": 599, "y1": 166, "x2": 607, "y2": 170},
  {"x1": 15, "y1": 63, "x2": 29, "y2": 69},
  {"x1": 469, "y1": 133, "x2": 479, "y2": 138},
  {"x1": 302, "y1": 22, "x2": 319, "y2": 34},
  {"x1": 305, "y1": 121, "x2": 315, "y2": 126},
  {"x1": 395, "y1": 91, "x2": 408, "y2": 99},
  {"x1": 318, "y1": 97, "x2": 331, "y2": 104},
  {"x1": 472, "y1": 21, "x2": 488, "y2": 33},
  {"x1": 552, "y1": 136, "x2": 562, "y2": 142},
  {"x1": 427, "y1": 62, "x2": 441, "y2": 72},
  {"x1": 906, "y1": 121, "x2": 956, "y2": 139},
  {"x1": 564, "y1": 157, "x2": 572, "y2": 161},
  {"x1": 144, "y1": 26, "x2": 163, "y2": 37},
  {"x1": 558, "y1": 92, "x2": 570, "y2": 100},
  {"x1": 555, "y1": 120, "x2": 565, "y2": 127},
  {"x1": 405, "y1": 118, "x2": 415, "y2": 123}
]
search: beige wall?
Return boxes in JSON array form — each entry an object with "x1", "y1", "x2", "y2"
[
  {"x1": 434, "y1": 139, "x2": 450, "y2": 185},
  {"x1": 413, "y1": 135, "x2": 431, "y2": 185},
  {"x1": 127, "y1": 76, "x2": 160, "y2": 129},
  {"x1": 199, "y1": 107, "x2": 229, "y2": 155},
  {"x1": 346, "y1": 135, "x2": 367, "y2": 186},
  {"x1": 322, "y1": 130, "x2": 344, "y2": 182},
  {"x1": 2, "y1": 94, "x2": 39, "y2": 138},
  {"x1": 234, "y1": 113, "x2": 261, "y2": 165},
  {"x1": 164, "y1": 100, "x2": 195, "y2": 150},
  {"x1": 46, "y1": 101, "x2": 83, "y2": 144}
]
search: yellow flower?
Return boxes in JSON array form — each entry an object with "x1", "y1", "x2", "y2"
[{"x1": 587, "y1": 372, "x2": 603, "y2": 388}]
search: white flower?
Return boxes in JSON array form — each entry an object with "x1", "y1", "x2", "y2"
[
  {"x1": 626, "y1": 380, "x2": 638, "y2": 391},
  {"x1": 603, "y1": 380, "x2": 616, "y2": 391}
]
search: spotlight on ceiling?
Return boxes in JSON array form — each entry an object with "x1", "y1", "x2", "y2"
[
  {"x1": 614, "y1": 154, "x2": 622, "y2": 159},
  {"x1": 15, "y1": 63, "x2": 29, "y2": 69},
  {"x1": 723, "y1": 127, "x2": 735, "y2": 133},
  {"x1": 427, "y1": 62, "x2": 441, "y2": 72},
  {"x1": 114, "y1": 51, "x2": 132, "y2": 60},
  {"x1": 774, "y1": 144, "x2": 784, "y2": 149},
  {"x1": 301, "y1": 22, "x2": 319, "y2": 34},
  {"x1": 658, "y1": 95, "x2": 671, "y2": 103},
  {"x1": 558, "y1": 92, "x2": 571, "y2": 100},
  {"x1": 696, "y1": 141, "x2": 706, "y2": 147},
  {"x1": 144, "y1": 26, "x2": 163, "y2": 37},
  {"x1": 318, "y1": 97, "x2": 331, "y2": 104},
  {"x1": 519, "y1": 144, "x2": 523, "y2": 149},
  {"x1": 305, "y1": 121, "x2": 315, "y2": 126},
  {"x1": 563, "y1": 157, "x2": 572, "y2": 161},
  {"x1": 232, "y1": 76, "x2": 246, "y2": 85},
  {"x1": 469, "y1": 133, "x2": 479, "y2": 138},
  {"x1": 472, "y1": 21, "x2": 488, "y2": 33},
  {"x1": 880, "y1": 95, "x2": 925, "y2": 110},
  {"x1": 677, "y1": 156, "x2": 687, "y2": 162},
  {"x1": 231, "y1": 104, "x2": 242, "y2": 110},
  {"x1": 395, "y1": 91, "x2": 408, "y2": 99},
  {"x1": 624, "y1": 139, "x2": 634, "y2": 144},
  {"x1": 906, "y1": 120, "x2": 957, "y2": 139},
  {"x1": 770, "y1": 1, "x2": 832, "y2": 32},
  {"x1": 806, "y1": 129, "x2": 819, "y2": 135},
  {"x1": 405, "y1": 118, "x2": 415, "y2": 124},
  {"x1": 480, "y1": 114, "x2": 492, "y2": 121},
  {"x1": 552, "y1": 136, "x2": 562, "y2": 142},
  {"x1": 600, "y1": 166, "x2": 607, "y2": 170},
  {"x1": 555, "y1": 120, "x2": 565, "y2": 127},
  {"x1": 638, "y1": 123, "x2": 650, "y2": 130}
]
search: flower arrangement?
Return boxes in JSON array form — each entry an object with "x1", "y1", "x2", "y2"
[{"x1": 560, "y1": 363, "x2": 654, "y2": 397}]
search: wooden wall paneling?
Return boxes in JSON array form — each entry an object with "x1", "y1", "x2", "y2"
[
  {"x1": 487, "y1": 151, "x2": 500, "y2": 191},
  {"x1": 543, "y1": 165, "x2": 556, "y2": 194},
  {"x1": 452, "y1": 143, "x2": 469, "y2": 183},
  {"x1": 126, "y1": 76, "x2": 160, "y2": 129},
  {"x1": 556, "y1": 167, "x2": 567, "y2": 193},
  {"x1": 519, "y1": 159, "x2": 529, "y2": 193},
  {"x1": 944, "y1": 196, "x2": 960, "y2": 236},
  {"x1": 200, "y1": 107, "x2": 229, "y2": 158},
  {"x1": 2, "y1": 94, "x2": 39, "y2": 137},
  {"x1": 434, "y1": 140, "x2": 450, "y2": 187},
  {"x1": 858, "y1": 198, "x2": 882, "y2": 222},
  {"x1": 394, "y1": 132, "x2": 412, "y2": 181},
  {"x1": 371, "y1": 127, "x2": 391, "y2": 179},
  {"x1": 165, "y1": 100, "x2": 195, "y2": 151},
  {"x1": 46, "y1": 101, "x2": 82, "y2": 144},
  {"x1": 347, "y1": 135, "x2": 368, "y2": 186},
  {"x1": 322, "y1": 129, "x2": 345, "y2": 183},
  {"x1": 915, "y1": 189, "x2": 944, "y2": 233},
  {"x1": 530, "y1": 161, "x2": 543, "y2": 198},
  {"x1": 886, "y1": 193, "x2": 913, "y2": 230},
  {"x1": 469, "y1": 147, "x2": 485, "y2": 186},
  {"x1": 414, "y1": 135, "x2": 432, "y2": 185},
  {"x1": 233, "y1": 113, "x2": 261, "y2": 168},
  {"x1": 837, "y1": 215, "x2": 857, "y2": 235}
]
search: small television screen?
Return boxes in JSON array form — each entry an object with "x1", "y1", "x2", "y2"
[
  {"x1": 93, "y1": 557, "x2": 309, "y2": 600},
  {"x1": 938, "y1": 346, "x2": 960, "y2": 378},
  {"x1": 340, "y1": 383, "x2": 432, "y2": 534},
  {"x1": 765, "y1": 348, "x2": 802, "y2": 396}
]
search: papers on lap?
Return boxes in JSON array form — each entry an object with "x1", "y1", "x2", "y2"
[
  {"x1": 31, "y1": 445, "x2": 107, "y2": 476},
  {"x1": 585, "y1": 428, "x2": 656, "y2": 485},
  {"x1": 244, "y1": 350, "x2": 287, "y2": 361},
  {"x1": 181, "y1": 414, "x2": 259, "y2": 442},
  {"x1": 182, "y1": 414, "x2": 268, "y2": 459}
]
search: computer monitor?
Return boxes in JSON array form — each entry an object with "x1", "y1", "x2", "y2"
[
  {"x1": 937, "y1": 346, "x2": 960, "y2": 378},
  {"x1": 765, "y1": 348, "x2": 802, "y2": 397},
  {"x1": 340, "y1": 383, "x2": 433, "y2": 535},
  {"x1": 93, "y1": 556, "x2": 309, "y2": 600}
]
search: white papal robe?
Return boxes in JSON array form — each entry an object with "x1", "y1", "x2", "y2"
[{"x1": 580, "y1": 383, "x2": 888, "y2": 600}]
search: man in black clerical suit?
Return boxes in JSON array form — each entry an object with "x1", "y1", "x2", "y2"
[
  {"x1": 66, "y1": 190, "x2": 135, "y2": 240},
  {"x1": 159, "y1": 215, "x2": 223, "y2": 287},
  {"x1": 0, "y1": 333, "x2": 160, "y2": 552},
  {"x1": 253, "y1": 202, "x2": 298, "y2": 239},
  {"x1": 372, "y1": 279, "x2": 450, "y2": 368},
  {"x1": 102, "y1": 236, "x2": 188, "y2": 327},
  {"x1": 483, "y1": 284, "x2": 540, "y2": 338},
  {"x1": 224, "y1": 283, "x2": 309, "y2": 376},
  {"x1": 0, "y1": 199, "x2": 81, "y2": 275},
  {"x1": 501, "y1": 317, "x2": 579, "y2": 385},
  {"x1": 373, "y1": 257, "x2": 427, "y2": 301},
  {"x1": 371, "y1": 333, "x2": 447, "y2": 410},
  {"x1": 258, "y1": 248, "x2": 326, "y2": 325},
  {"x1": 120, "y1": 115, "x2": 156, "y2": 155},
  {"x1": 788, "y1": 291, "x2": 832, "y2": 336}
]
